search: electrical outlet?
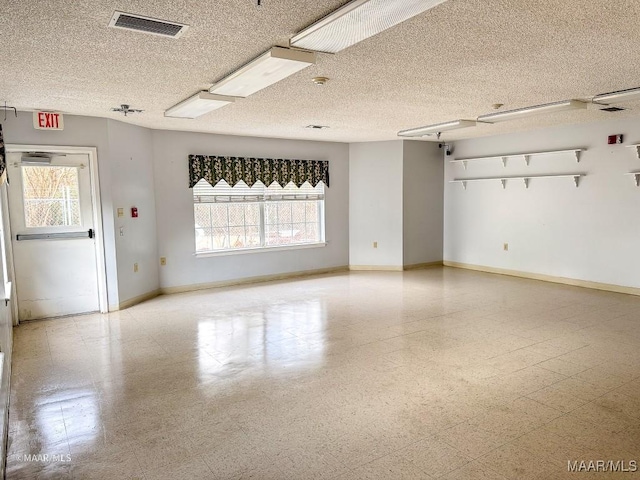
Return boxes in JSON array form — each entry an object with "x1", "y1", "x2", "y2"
[
  {"x1": 503, "y1": 243, "x2": 509, "y2": 251},
  {"x1": 133, "y1": 263, "x2": 138, "y2": 273},
  {"x1": 160, "y1": 257, "x2": 167, "y2": 266},
  {"x1": 119, "y1": 227, "x2": 124, "y2": 237},
  {"x1": 373, "y1": 241, "x2": 378, "y2": 249}
]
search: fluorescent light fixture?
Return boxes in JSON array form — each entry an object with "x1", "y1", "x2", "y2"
[
  {"x1": 164, "y1": 91, "x2": 235, "y2": 118},
  {"x1": 593, "y1": 87, "x2": 640, "y2": 105},
  {"x1": 291, "y1": 0, "x2": 449, "y2": 53},
  {"x1": 210, "y1": 47, "x2": 316, "y2": 98},
  {"x1": 478, "y1": 100, "x2": 587, "y2": 124},
  {"x1": 398, "y1": 119, "x2": 476, "y2": 137}
]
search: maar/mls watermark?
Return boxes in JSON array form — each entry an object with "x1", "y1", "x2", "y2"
[
  {"x1": 15, "y1": 454, "x2": 72, "y2": 463},
  {"x1": 568, "y1": 460, "x2": 637, "y2": 473}
]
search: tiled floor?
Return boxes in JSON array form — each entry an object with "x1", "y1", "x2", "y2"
[{"x1": 6, "y1": 267, "x2": 640, "y2": 479}]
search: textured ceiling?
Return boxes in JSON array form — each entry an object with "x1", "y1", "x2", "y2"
[{"x1": 3, "y1": 0, "x2": 640, "y2": 143}]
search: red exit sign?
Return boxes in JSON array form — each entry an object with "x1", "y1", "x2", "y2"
[{"x1": 33, "y1": 111, "x2": 64, "y2": 130}]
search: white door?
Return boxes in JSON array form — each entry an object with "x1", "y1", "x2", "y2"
[{"x1": 7, "y1": 152, "x2": 100, "y2": 321}]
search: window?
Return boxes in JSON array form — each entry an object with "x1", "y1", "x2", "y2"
[
  {"x1": 22, "y1": 166, "x2": 81, "y2": 228},
  {"x1": 193, "y1": 179, "x2": 325, "y2": 254}
]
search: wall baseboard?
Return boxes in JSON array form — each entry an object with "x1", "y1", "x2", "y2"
[
  {"x1": 444, "y1": 261, "x2": 640, "y2": 297},
  {"x1": 349, "y1": 261, "x2": 443, "y2": 272},
  {"x1": 159, "y1": 266, "x2": 349, "y2": 295},
  {"x1": 403, "y1": 261, "x2": 443, "y2": 271},
  {"x1": 349, "y1": 265, "x2": 404, "y2": 271},
  {"x1": 116, "y1": 289, "x2": 161, "y2": 311}
]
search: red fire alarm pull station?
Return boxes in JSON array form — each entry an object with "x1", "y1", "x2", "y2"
[
  {"x1": 608, "y1": 134, "x2": 623, "y2": 144},
  {"x1": 131, "y1": 207, "x2": 138, "y2": 218}
]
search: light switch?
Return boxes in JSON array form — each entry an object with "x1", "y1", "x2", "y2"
[{"x1": 117, "y1": 208, "x2": 124, "y2": 217}]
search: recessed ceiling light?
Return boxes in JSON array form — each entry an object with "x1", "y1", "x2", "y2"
[
  {"x1": 291, "y1": 0, "x2": 450, "y2": 53},
  {"x1": 477, "y1": 100, "x2": 587, "y2": 123},
  {"x1": 312, "y1": 77, "x2": 329, "y2": 86},
  {"x1": 164, "y1": 92, "x2": 235, "y2": 118},
  {"x1": 210, "y1": 47, "x2": 316, "y2": 98},
  {"x1": 398, "y1": 119, "x2": 476, "y2": 137}
]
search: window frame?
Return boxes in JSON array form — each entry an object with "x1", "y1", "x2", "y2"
[{"x1": 193, "y1": 180, "x2": 326, "y2": 256}]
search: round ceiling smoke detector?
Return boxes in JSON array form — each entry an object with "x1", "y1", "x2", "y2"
[{"x1": 312, "y1": 77, "x2": 329, "y2": 86}]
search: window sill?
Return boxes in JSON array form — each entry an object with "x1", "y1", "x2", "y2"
[{"x1": 194, "y1": 242, "x2": 327, "y2": 258}]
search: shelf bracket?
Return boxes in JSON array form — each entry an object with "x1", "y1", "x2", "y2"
[
  {"x1": 523, "y1": 178, "x2": 530, "y2": 189},
  {"x1": 501, "y1": 157, "x2": 507, "y2": 168},
  {"x1": 633, "y1": 146, "x2": 640, "y2": 161},
  {"x1": 462, "y1": 181, "x2": 467, "y2": 190},
  {"x1": 501, "y1": 179, "x2": 507, "y2": 189},
  {"x1": 524, "y1": 155, "x2": 530, "y2": 166},
  {"x1": 634, "y1": 174, "x2": 640, "y2": 187},
  {"x1": 462, "y1": 160, "x2": 468, "y2": 170},
  {"x1": 574, "y1": 150, "x2": 581, "y2": 163},
  {"x1": 573, "y1": 175, "x2": 580, "y2": 188}
]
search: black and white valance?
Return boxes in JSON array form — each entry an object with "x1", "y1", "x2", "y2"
[{"x1": 188, "y1": 155, "x2": 330, "y2": 189}]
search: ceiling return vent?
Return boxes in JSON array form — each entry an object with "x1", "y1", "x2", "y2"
[{"x1": 108, "y1": 11, "x2": 189, "y2": 38}]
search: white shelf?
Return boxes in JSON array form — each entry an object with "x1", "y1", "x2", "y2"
[
  {"x1": 450, "y1": 174, "x2": 585, "y2": 189},
  {"x1": 625, "y1": 172, "x2": 640, "y2": 186},
  {"x1": 451, "y1": 148, "x2": 585, "y2": 169},
  {"x1": 626, "y1": 144, "x2": 640, "y2": 160}
]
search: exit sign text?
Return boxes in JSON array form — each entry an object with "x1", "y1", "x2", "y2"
[{"x1": 33, "y1": 112, "x2": 64, "y2": 130}]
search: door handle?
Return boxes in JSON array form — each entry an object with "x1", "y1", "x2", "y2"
[{"x1": 17, "y1": 230, "x2": 95, "y2": 241}]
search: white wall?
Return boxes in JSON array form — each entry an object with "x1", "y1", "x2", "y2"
[
  {"x1": 106, "y1": 120, "x2": 159, "y2": 303},
  {"x1": 349, "y1": 140, "x2": 444, "y2": 268},
  {"x1": 349, "y1": 141, "x2": 404, "y2": 268},
  {"x1": 2, "y1": 113, "x2": 161, "y2": 307},
  {"x1": 1, "y1": 113, "x2": 120, "y2": 306},
  {"x1": 152, "y1": 130, "x2": 349, "y2": 289},
  {"x1": 444, "y1": 116, "x2": 640, "y2": 289},
  {"x1": 3, "y1": 112, "x2": 349, "y2": 302},
  {"x1": 403, "y1": 140, "x2": 444, "y2": 266}
]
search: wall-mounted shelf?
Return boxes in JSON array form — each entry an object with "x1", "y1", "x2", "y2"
[
  {"x1": 626, "y1": 144, "x2": 640, "y2": 160},
  {"x1": 450, "y1": 174, "x2": 585, "y2": 190},
  {"x1": 625, "y1": 172, "x2": 640, "y2": 186},
  {"x1": 451, "y1": 148, "x2": 585, "y2": 169}
]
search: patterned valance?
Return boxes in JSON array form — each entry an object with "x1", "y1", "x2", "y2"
[{"x1": 188, "y1": 155, "x2": 329, "y2": 188}]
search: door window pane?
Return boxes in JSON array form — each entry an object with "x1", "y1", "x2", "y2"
[{"x1": 22, "y1": 166, "x2": 81, "y2": 227}]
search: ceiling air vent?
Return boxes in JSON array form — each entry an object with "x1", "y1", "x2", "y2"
[
  {"x1": 600, "y1": 106, "x2": 626, "y2": 112},
  {"x1": 109, "y1": 11, "x2": 189, "y2": 38}
]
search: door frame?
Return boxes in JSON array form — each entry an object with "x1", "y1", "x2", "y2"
[{"x1": 5, "y1": 145, "x2": 109, "y2": 317}]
